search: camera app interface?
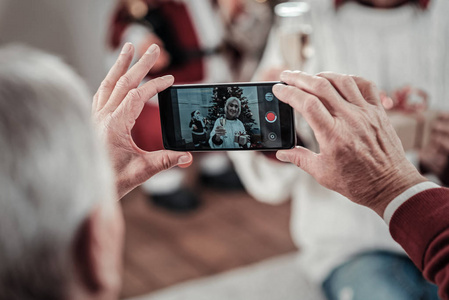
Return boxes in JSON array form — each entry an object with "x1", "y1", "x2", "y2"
[{"x1": 169, "y1": 84, "x2": 283, "y2": 150}]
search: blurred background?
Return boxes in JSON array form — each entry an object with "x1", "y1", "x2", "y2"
[
  {"x1": 108, "y1": 2, "x2": 303, "y2": 299},
  {"x1": 1, "y1": 0, "x2": 448, "y2": 299}
]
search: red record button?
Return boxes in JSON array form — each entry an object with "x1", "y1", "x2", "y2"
[{"x1": 265, "y1": 111, "x2": 277, "y2": 123}]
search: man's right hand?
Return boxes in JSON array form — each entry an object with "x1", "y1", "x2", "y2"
[{"x1": 273, "y1": 71, "x2": 427, "y2": 216}]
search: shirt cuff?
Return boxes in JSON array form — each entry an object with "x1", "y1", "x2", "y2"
[{"x1": 383, "y1": 181, "x2": 441, "y2": 226}]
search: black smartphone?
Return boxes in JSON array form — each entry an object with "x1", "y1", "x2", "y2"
[{"x1": 158, "y1": 82, "x2": 295, "y2": 151}]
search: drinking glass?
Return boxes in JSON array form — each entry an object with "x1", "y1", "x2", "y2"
[{"x1": 274, "y1": 1, "x2": 314, "y2": 70}]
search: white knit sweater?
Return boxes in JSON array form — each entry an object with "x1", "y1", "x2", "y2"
[{"x1": 231, "y1": 0, "x2": 449, "y2": 283}]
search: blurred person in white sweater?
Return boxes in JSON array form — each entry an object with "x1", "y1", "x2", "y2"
[{"x1": 230, "y1": 0, "x2": 449, "y2": 299}]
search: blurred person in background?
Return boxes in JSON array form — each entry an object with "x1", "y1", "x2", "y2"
[
  {"x1": 0, "y1": 43, "x2": 191, "y2": 300},
  {"x1": 109, "y1": 0, "x2": 272, "y2": 211},
  {"x1": 230, "y1": 0, "x2": 449, "y2": 299}
]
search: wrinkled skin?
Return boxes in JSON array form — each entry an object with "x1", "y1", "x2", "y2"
[
  {"x1": 92, "y1": 43, "x2": 192, "y2": 199},
  {"x1": 274, "y1": 71, "x2": 426, "y2": 216}
]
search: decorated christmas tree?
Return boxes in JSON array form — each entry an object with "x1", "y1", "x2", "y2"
[{"x1": 207, "y1": 86, "x2": 256, "y2": 133}]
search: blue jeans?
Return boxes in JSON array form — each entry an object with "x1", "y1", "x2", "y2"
[{"x1": 322, "y1": 251, "x2": 439, "y2": 300}]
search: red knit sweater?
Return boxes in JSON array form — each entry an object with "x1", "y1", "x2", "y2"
[{"x1": 390, "y1": 187, "x2": 449, "y2": 299}]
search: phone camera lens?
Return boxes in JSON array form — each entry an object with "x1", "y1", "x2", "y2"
[
  {"x1": 265, "y1": 92, "x2": 274, "y2": 102},
  {"x1": 268, "y1": 132, "x2": 277, "y2": 141}
]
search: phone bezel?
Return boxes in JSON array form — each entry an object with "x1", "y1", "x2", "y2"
[{"x1": 158, "y1": 82, "x2": 296, "y2": 151}]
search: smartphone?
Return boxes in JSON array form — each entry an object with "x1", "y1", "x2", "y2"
[{"x1": 158, "y1": 82, "x2": 295, "y2": 151}]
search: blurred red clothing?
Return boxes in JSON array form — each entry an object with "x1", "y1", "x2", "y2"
[
  {"x1": 111, "y1": 1, "x2": 208, "y2": 151},
  {"x1": 131, "y1": 103, "x2": 163, "y2": 151}
]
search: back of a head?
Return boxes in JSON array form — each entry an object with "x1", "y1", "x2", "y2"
[{"x1": 0, "y1": 45, "x2": 114, "y2": 299}]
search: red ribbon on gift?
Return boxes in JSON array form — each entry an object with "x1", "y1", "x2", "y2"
[{"x1": 391, "y1": 86, "x2": 429, "y2": 113}]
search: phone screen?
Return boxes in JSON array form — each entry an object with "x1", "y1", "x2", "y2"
[{"x1": 158, "y1": 82, "x2": 295, "y2": 151}]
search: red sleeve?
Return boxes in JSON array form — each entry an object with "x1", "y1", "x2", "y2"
[{"x1": 390, "y1": 187, "x2": 449, "y2": 300}]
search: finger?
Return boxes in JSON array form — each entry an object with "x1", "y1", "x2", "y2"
[
  {"x1": 380, "y1": 95, "x2": 394, "y2": 110},
  {"x1": 317, "y1": 72, "x2": 366, "y2": 107},
  {"x1": 178, "y1": 159, "x2": 193, "y2": 168},
  {"x1": 433, "y1": 132, "x2": 449, "y2": 153},
  {"x1": 276, "y1": 146, "x2": 320, "y2": 176},
  {"x1": 350, "y1": 76, "x2": 381, "y2": 106},
  {"x1": 437, "y1": 112, "x2": 449, "y2": 122},
  {"x1": 112, "y1": 75, "x2": 174, "y2": 127},
  {"x1": 94, "y1": 43, "x2": 134, "y2": 111},
  {"x1": 431, "y1": 116, "x2": 449, "y2": 135},
  {"x1": 280, "y1": 70, "x2": 347, "y2": 113},
  {"x1": 273, "y1": 83, "x2": 335, "y2": 138},
  {"x1": 143, "y1": 151, "x2": 193, "y2": 176},
  {"x1": 432, "y1": 119, "x2": 449, "y2": 135},
  {"x1": 427, "y1": 129, "x2": 447, "y2": 150},
  {"x1": 103, "y1": 44, "x2": 161, "y2": 114}
]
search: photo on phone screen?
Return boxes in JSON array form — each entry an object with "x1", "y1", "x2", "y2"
[{"x1": 158, "y1": 82, "x2": 295, "y2": 151}]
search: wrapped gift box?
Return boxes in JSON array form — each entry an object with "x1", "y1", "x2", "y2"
[{"x1": 387, "y1": 110, "x2": 438, "y2": 152}]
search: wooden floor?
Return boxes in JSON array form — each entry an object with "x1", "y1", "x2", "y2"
[{"x1": 119, "y1": 184, "x2": 297, "y2": 299}]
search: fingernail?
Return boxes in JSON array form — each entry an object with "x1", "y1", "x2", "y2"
[
  {"x1": 280, "y1": 72, "x2": 289, "y2": 81},
  {"x1": 276, "y1": 152, "x2": 289, "y2": 162},
  {"x1": 178, "y1": 155, "x2": 191, "y2": 165},
  {"x1": 161, "y1": 75, "x2": 174, "y2": 82},
  {"x1": 146, "y1": 44, "x2": 158, "y2": 54},
  {"x1": 121, "y1": 42, "x2": 132, "y2": 54},
  {"x1": 273, "y1": 84, "x2": 285, "y2": 93}
]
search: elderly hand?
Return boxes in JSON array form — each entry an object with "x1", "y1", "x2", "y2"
[
  {"x1": 273, "y1": 71, "x2": 426, "y2": 216},
  {"x1": 92, "y1": 43, "x2": 192, "y2": 199}
]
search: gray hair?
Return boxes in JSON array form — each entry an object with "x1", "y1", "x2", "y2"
[
  {"x1": 224, "y1": 97, "x2": 241, "y2": 118},
  {"x1": 0, "y1": 45, "x2": 114, "y2": 299}
]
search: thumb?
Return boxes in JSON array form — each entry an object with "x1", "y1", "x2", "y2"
[
  {"x1": 276, "y1": 147, "x2": 319, "y2": 175},
  {"x1": 143, "y1": 150, "x2": 193, "y2": 176}
]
